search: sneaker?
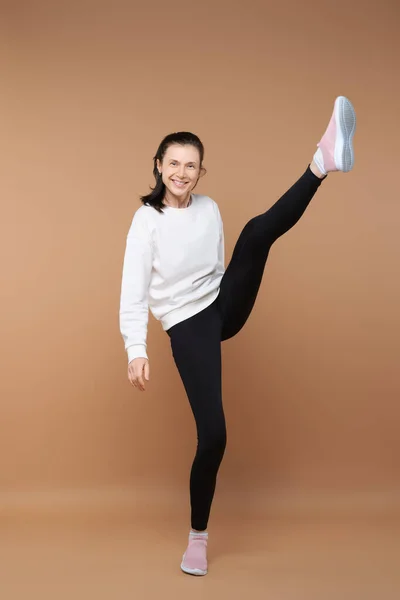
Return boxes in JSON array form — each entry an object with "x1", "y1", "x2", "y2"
[
  {"x1": 313, "y1": 96, "x2": 356, "y2": 174},
  {"x1": 180, "y1": 533, "x2": 208, "y2": 576}
]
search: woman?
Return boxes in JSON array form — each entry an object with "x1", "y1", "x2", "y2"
[{"x1": 119, "y1": 96, "x2": 356, "y2": 576}]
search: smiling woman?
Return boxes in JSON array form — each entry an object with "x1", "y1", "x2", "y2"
[
  {"x1": 140, "y1": 132, "x2": 207, "y2": 212},
  {"x1": 119, "y1": 96, "x2": 357, "y2": 577}
]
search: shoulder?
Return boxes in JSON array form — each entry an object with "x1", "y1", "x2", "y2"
[
  {"x1": 133, "y1": 203, "x2": 154, "y2": 220},
  {"x1": 193, "y1": 193, "x2": 221, "y2": 215},
  {"x1": 130, "y1": 203, "x2": 158, "y2": 227},
  {"x1": 127, "y1": 203, "x2": 156, "y2": 240},
  {"x1": 194, "y1": 195, "x2": 223, "y2": 228},
  {"x1": 192, "y1": 193, "x2": 216, "y2": 206}
]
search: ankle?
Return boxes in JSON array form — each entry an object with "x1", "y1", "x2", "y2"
[
  {"x1": 310, "y1": 159, "x2": 327, "y2": 180},
  {"x1": 190, "y1": 528, "x2": 208, "y2": 536}
]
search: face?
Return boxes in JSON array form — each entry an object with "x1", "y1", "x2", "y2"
[{"x1": 157, "y1": 144, "x2": 202, "y2": 201}]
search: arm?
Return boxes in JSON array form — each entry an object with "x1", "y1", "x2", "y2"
[
  {"x1": 215, "y1": 203, "x2": 225, "y2": 276},
  {"x1": 119, "y1": 210, "x2": 153, "y2": 363}
]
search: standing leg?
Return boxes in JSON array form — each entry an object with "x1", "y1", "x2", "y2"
[
  {"x1": 167, "y1": 302, "x2": 225, "y2": 576},
  {"x1": 218, "y1": 95, "x2": 356, "y2": 340}
]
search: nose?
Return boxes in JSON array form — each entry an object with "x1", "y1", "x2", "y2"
[{"x1": 177, "y1": 165, "x2": 186, "y2": 178}]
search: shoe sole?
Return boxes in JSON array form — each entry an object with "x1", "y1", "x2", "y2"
[{"x1": 334, "y1": 96, "x2": 356, "y2": 172}]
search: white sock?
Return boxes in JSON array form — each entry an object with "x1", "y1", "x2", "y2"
[
  {"x1": 190, "y1": 529, "x2": 208, "y2": 537},
  {"x1": 313, "y1": 147, "x2": 327, "y2": 176}
]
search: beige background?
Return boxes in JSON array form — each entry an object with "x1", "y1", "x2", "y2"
[
  {"x1": 2, "y1": 2, "x2": 400, "y2": 598},
  {"x1": 1, "y1": 0, "x2": 400, "y2": 514}
]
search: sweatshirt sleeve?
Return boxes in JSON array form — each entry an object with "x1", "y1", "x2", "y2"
[
  {"x1": 215, "y1": 202, "x2": 225, "y2": 276},
  {"x1": 119, "y1": 208, "x2": 153, "y2": 363}
]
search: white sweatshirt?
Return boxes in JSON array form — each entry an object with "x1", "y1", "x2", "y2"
[{"x1": 119, "y1": 193, "x2": 225, "y2": 363}]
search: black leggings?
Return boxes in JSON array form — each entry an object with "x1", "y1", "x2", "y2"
[{"x1": 166, "y1": 166, "x2": 324, "y2": 530}]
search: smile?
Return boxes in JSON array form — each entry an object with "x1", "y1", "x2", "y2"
[{"x1": 172, "y1": 180, "x2": 188, "y2": 187}]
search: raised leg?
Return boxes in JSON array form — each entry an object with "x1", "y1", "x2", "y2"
[
  {"x1": 218, "y1": 166, "x2": 324, "y2": 340},
  {"x1": 218, "y1": 95, "x2": 356, "y2": 341}
]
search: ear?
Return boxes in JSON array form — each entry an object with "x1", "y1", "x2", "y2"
[
  {"x1": 156, "y1": 158, "x2": 162, "y2": 172},
  {"x1": 199, "y1": 166, "x2": 207, "y2": 178}
]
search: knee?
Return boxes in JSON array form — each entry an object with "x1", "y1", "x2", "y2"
[
  {"x1": 199, "y1": 426, "x2": 227, "y2": 459},
  {"x1": 241, "y1": 215, "x2": 273, "y2": 254}
]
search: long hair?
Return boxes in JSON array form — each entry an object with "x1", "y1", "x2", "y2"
[{"x1": 140, "y1": 132, "x2": 205, "y2": 213}]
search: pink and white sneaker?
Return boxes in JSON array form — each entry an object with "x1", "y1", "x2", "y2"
[
  {"x1": 313, "y1": 96, "x2": 356, "y2": 174},
  {"x1": 180, "y1": 532, "x2": 208, "y2": 576}
]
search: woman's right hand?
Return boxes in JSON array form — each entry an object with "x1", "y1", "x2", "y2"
[{"x1": 128, "y1": 358, "x2": 150, "y2": 392}]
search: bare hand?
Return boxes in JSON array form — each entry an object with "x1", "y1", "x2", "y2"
[{"x1": 128, "y1": 358, "x2": 150, "y2": 392}]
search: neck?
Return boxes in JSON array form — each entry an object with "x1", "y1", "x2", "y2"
[{"x1": 164, "y1": 189, "x2": 191, "y2": 209}]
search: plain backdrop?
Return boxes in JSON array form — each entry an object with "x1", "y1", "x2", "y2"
[{"x1": 1, "y1": 0, "x2": 399, "y2": 516}]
